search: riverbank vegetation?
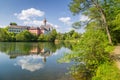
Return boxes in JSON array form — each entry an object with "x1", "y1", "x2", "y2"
[
  {"x1": 59, "y1": 0, "x2": 120, "y2": 80},
  {"x1": 0, "y1": 27, "x2": 81, "y2": 42}
]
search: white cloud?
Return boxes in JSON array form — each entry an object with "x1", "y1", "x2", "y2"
[
  {"x1": 14, "y1": 8, "x2": 45, "y2": 20},
  {"x1": 80, "y1": 15, "x2": 90, "y2": 22},
  {"x1": 46, "y1": 22, "x2": 60, "y2": 32},
  {"x1": 18, "y1": 59, "x2": 43, "y2": 72},
  {"x1": 14, "y1": 8, "x2": 62, "y2": 32},
  {"x1": 14, "y1": 8, "x2": 61, "y2": 31},
  {"x1": 59, "y1": 17, "x2": 72, "y2": 25},
  {"x1": 0, "y1": 25, "x2": 6, "y2": 28},
  {"x1": 24, "y1": 20, "x2": 43, "y2": 26},
  {"x1": 54, "y1": 25, "x2": 59, "y2": 29},
  {"x1": 0, "y1": 25, "x2": 3, "y2": 28},
  {"x1": 59, "y1": 17, "x2": 71, "y2": 22},
  {"x1": 53, "y1": 47, "x2": 71, "y2": 56},
  {"x1": 15, "y1": 55, "x2": 44, "y2": 72},
  {"x1": 47, "y1": 23, "x2": 59, "y2": 29}
]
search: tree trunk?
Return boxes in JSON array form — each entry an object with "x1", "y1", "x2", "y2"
[
  {"x1": 102, "y1": 14, "x2": 112, "y2": 45},
  {"x1": 91, "y1": 0, "x2": 113, "y2": 44}
]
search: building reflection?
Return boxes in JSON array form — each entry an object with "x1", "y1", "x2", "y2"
[
  {"x1": 0, "y1": 42, "x2": 73, "y2": 72},
  {"x1": 29, "y1": 45, "x2": 52, "y2": 63},
  {"x1": 6, "y1": 43, "x2": 54, "y2": 63},
  {"x1": 5, "y1": 43, "x2": 57, "y2": 72},
  {"x1": 0, "y1": 42, "x2": 73, "y2": 62}
]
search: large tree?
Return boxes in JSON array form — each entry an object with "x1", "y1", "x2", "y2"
[
  {"x1": 0, "y1": 28, "x2": 9, "y2": 41},
  {"x1": 10, "y1": 22, "x2": 17, "y2": 26},
  {"x1": 69, "y1": 0, "x2": 119, "y2": 44},
  {"x1": 16, "y1": 30, "x2": 35, "y2": 41}
]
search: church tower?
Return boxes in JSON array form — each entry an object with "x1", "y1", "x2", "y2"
[{"x1": 43, "y1": 18, "x2": 47, "y2": 26}]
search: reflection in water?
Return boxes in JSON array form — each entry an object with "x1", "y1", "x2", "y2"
[
  {"x1": 0, "y1": 42, "x2": 77, "y2": 80},
  {"x1": 0, "y1": 42, "x2": 73, "y2": 72},
  {"x1": 0, "y1": 42, "x2": 74, "y2": 60},
  {"x1": 0, "y1": 42, "x2": 57, "y2": 59},
  {"x1": 0, "y1": 41, "x2": 102, "y2": 80},
  {"x1": 68, "y1": 63, "x2": 92, "y2": 80},
  {"x1": 0, "y1": 42, "x2": 57, "y2": 72},
  {"x1": 15, "y1": 55, "x2": 44, "y2": 72}
]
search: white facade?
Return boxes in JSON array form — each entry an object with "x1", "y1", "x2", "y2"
[{"x1": 8, "y1": 25, "x2": 28, "y2": 33}]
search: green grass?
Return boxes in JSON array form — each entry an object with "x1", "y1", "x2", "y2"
[{"x1": 92, "y1": 62, "x2": 120, "y2": 80}]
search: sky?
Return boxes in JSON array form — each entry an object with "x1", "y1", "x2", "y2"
[{"x1": 0, "y1": 0, "x2": 87, "y2": 33}]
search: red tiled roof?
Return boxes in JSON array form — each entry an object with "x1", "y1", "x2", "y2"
[
  {"x1": 9, "y1": 25, "x2": 29, "y2": 29},
  {"x1": 28, "y1": 27, "x2": 40, "y2": 30}
]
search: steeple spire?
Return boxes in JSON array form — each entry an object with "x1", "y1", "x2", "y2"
[{"x1": 43, "y1": 18, "x2": 47, "y2": 26}]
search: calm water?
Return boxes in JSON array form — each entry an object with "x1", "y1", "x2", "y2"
[{"x1": 0, "y1": 42, "x2": 74, "y2": 80}]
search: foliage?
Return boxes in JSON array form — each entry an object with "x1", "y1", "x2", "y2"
[
  {"x1": 72, "y1": 21, "x2": 81, "y2": 29},
  {"x1": 58, "y1": 26, "x2": 113, "y2": 79},
  {"x1": 38, "y1": 29, "x2": 81, "y2": 42},
  {"x1": 10, "y1": 22, "x2": 17, "y2": 25},
  {"x1": 0, "y1": 42, "x2": 75, "y2": 59},
  {"x1": 0, "y1": 27, "x2": 81, "y2": 42},
  {"x1": 9, "y1": 32, "x2": 16, "y2": 41},
  {"x1": 56, "y1": 33, "x2": 64, "y2": 40},
  {"x1": 38, "y1": 29, "x2": 57, "y2": 41},
  {"x1": 56, "y1": 30, "x2": 81, "y2": 40},
  {"x1": 47, "y1": 29, "x2": 57, "y2": 41},
  {"x1": 38, "y1": 34, "x2": 46, "y2": 41},
  {"x1": 58, "y1": 0, "x2": 120, "y2": 79},
  {"x1": 110, "y1": 13, "x2": 120, "y2": 43},
  {"x1": 16, "y1": 30, "x2": 36, "y2": 42},
  {"x1": 92, "y1": 63, "x2": 120, "y2": 80},
  {"x1": 69, "y1": 0, "x2": 120, "y2": 44},
  {"x1": 0, "y1": 28, "x2": 9, "y2": 41}
]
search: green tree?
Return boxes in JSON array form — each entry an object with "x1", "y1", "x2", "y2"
[
  {"x1": 38, "y1": 29, "x2": 57, "y2": 42},
  {"x1": 49, "y1": 29, "x2": 57, "y2": 41},
  {"x1": 69, "y1": 0, "x2": 119, "y2": 44},
  {"x1": 59, "y1": 26, "x2": 112, "y2": 79},
  {"x1": 0, "y1": 28, "x2": 9, "y2": 41},
  {"x1": 59, "y1": 0, "x2": 120, "y2": 79},
  {"x1": 16, "y1": 30, "x2": 35, "y2": 41},
  {"x1": 72, "y1": 32, "x2": 80, "y2": 39},
  {"x1": 110, "y1": 13, "x2": 120, "y2": 43},
  {"x1": 56, "y1": 33, "x2": 63, "y2": 40},
  {"x1": 10, "y1": 22, "x2": 17, "y2": 26},
  {"x1": 7, "y1": 32, "x2": 16, "y2": 41},
  {"x1": 38, "y1": 34, "x2": 46, "y2": 41}
]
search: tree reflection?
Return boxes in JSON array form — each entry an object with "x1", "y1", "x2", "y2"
[
  {"x1": 0, "y1": 42, "x2": 75, "y2": 72},
  {"x1": 0, "y1": 42, "x2": 75, "y2": 60}
]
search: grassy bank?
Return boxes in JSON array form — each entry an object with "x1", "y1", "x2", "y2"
[
  {"x1": 92, "y1": 62, "x2": 120, "y2": 80},
  {"x1": 92, "y1": 45, "x2": 120, "y2": 80}
]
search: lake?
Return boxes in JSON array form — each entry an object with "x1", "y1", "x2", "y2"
[{"x1": 0, "y1": 42, "x2": 75, "y2": 80}]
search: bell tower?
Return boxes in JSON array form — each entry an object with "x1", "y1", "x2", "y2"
[{"x1": 43, "y1": 18, "x2": 47, "y2": 26}]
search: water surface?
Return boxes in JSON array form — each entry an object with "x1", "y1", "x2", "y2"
[{"x1": 0, "y1": 42, "x2": 74, "y2": 80}]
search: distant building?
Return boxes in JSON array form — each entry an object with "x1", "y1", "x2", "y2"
[
  {"x1": 8, "y1": 18, "x2": 54, "y2": 35},
  {"x1": 40, "y1": 18, "x2": 53, "y2": 34},
  {"x1": 8, "y1": 25, "x2": 28, "y2": 34},
  {"x1": 27, "y1": 27, "x2": 42, "y2": 35},
  {"x1": 40, "y1": 25, "x2": 53, "y2": 34},
  {"x1": 28, "y1": 18, "x2": 53, "y2": 35}
]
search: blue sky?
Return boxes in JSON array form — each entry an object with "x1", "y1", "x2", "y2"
[{"x1": 0, "y1": 0, "x2": 86, "y2": 33}]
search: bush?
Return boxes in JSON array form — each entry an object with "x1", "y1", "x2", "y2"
[{"x1": 92, "y1": 63, "x2": 120, "y2": 80}]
